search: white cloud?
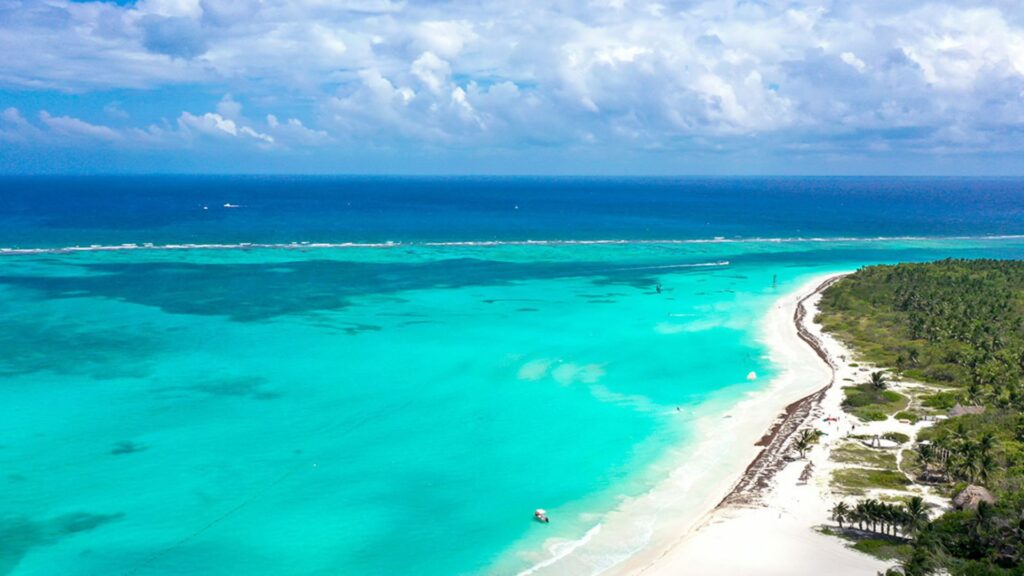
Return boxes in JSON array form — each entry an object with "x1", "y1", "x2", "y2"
[
  {"x1": 415, "y1": 21, "x2": 477, "y2": 58},
  {"x1": 840, "y1": 52, "x2": 867, "y2": 73},
  {"x1": 2, "y1": 0, "x2": 1024, "y2": 157},
  {"x1": 178, "y1": 111, "x2": 274, "y2": 143},
  {"x1": 266, "y1": 115, "x2": 330, "y2": 144},
  {"x1": 897, "y1": 7, "x2": 1024, "y2": 91},
  {"x1": 411, "y1": 51, "x2": 451, "y2": 94},
  {"x1": 178, "y1": 111, "x2": 239, "y2": 136},
  {"x1": 240, "y1": 125, "x2": 274, "y2": 143},
  {"x1": 39, "y1": 111, "x2": 122, "y2": 141}
]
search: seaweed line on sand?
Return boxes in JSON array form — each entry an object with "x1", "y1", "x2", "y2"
[{"x1": 717, "y1": 274, "x2": 848, "y2": 508}]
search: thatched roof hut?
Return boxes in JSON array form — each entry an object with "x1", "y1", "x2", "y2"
[
  {"x1": 948, "y1": 403, "x2": 986, "y2": 418},
  {"x1": 953, "y1": 485, "x2": 995, "y2": 510}
]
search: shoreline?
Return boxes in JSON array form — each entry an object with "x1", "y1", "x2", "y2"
[
  {"x1": 519, "y1": 273, "x2": 866, "y2": 575},
  {"x1": 716, "y1": 274, "x2": 845, "y2": 508},
  {"x1": 609, "y1": 272, "x2": 890, "y2": 575}
]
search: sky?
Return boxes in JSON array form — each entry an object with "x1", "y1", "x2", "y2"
[{"x1": 1, "y1": 0, "x2": 1023, "y2": 174}]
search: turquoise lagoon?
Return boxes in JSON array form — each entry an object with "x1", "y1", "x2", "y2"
[{"x1": 3, "y1": 237, "x2": 1024, "y2": 575}]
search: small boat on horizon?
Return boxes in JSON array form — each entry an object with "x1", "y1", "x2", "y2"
[{"x1": 534, "y1": 509, "x2": 550, "y2": 523}]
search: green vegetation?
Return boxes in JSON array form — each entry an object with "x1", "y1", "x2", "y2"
[
  {"x1": 921, "y1": 391, "x2": 960, "y2": 411},
  {"x1": 819, "y1": 260, "x2": 1024, "y2": 574},
  {"x1": 832, "y1": 467, "x2": 912, "y2": 494},
  {"x1": 843, "y1": 382, "x2": 910, "y2": 421},
  {"x1": 792, "y1": 428, "x2": 824, "y2": 458},
  {"x1": 819, "y1": 260, "x2": 1024, "y2": 404},
  {"x1": 896, "y1": 411, "x2": 921, "y2": 424},
  {"x1": 854, "y1": 539, "x2": 913, "y2": 562},
  {"x1": 832, "y1": 443, "x2": 899, "y2": 468},
  {"x1": 901, "y1": 449, "x2": 924, "y2": 480},
  {"x1": 883, "y1": 432, "x2": 911, "y2": 444},
  {"x1": 831, "y1": 496, "x2": 929, "y2": 540}
]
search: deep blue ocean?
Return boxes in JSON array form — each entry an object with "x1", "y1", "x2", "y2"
[
  {"x1": 1, "y1": 176, "x2": 1023, "y2": 247},
  {"x1": 1, "y1": 177, "x2": 1023, "y2": 576}
]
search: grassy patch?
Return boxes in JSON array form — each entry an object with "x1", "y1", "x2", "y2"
[
  {"x1": 843, "y1": 384, "x2": 909, "y2": 421},
  {"x1": 831, "y1": 443, "x2": 898, "y2": 468},
  {"x1": 818, "y1": 526, "x2": 912, "y2": 562},
  {"x1": 894, "y1": 410, "x2": 920, "y2": 424},
  {"x1": 852, "y1": 539, "x2": 913, "y2": 561},
  {"x1": 900, "y1": 449, "x2": 923, "y2": 480},
  {"x1": 832, "y1": 467, "x2": 911, "y2": 495},
  {"x1": 882, "y1": 431, "x2": 910, "y2": 444},
  {"x1": 921, "y1": 391, "x2": 960, "y2": 411}
]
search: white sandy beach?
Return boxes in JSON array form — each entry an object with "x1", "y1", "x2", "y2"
[
  {"x1": 609, "y1": 273, "x2": 891, "y2": 575},
  {"x1": 524, "y1": 274, "x2": 890, "y2": 576}
]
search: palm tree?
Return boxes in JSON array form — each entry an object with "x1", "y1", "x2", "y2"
[
  {"x1": 915, "y1": 443, "x2": 936, "y2": 479},
  {"x1": 966, "y1": 380, "x2": 984, "y2": 405},
  {"x1": 885, "y1": 503, "x2": 904, "y2": 536},
  {"x1": 793, "y1": 429, "x2": 818, "y2": 458},
  {"x1": 976, "y1": 452, "x2": 997, "y2": 485},
  {"x1": 897, "y1": 540, "x2": 939, "y2": 576},
  {"x1": 869, "y1": 370, "x2": 889, "y2": 391},
  {"x1": 970, "y1": 500, "x2": 995, "y2": 549},
  {"x1": 977, "y1": 431, "x2": 996, "y2": 457},
  {"x1": 903, "y1": 496, "x2": 929, "y2": 538},
  {"x1": 852, "y1": 501, "x2": 868, "y2": 531},
  {"x1": 889, "y1": 503, "x2": 906, "y2": 536},
  {"x1": 864, "y1": 499, "x2": 883, "y2": 533},
  {"x1": 831, "y1": 501, "x2": 850, "y2": 529}
]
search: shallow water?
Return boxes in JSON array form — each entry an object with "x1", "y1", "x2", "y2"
[
  {"x1": 3, "y1": 176, "x2": 1024, "y2": 574},
  {"x1": 3, "y1": 237, "x2": 1024, "y2": 575}
]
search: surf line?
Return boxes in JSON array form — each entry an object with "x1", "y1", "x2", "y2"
[{"x1": 3, "y1": 234, "x2": 1023, "y2": 256}]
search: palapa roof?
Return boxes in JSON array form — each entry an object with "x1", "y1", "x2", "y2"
[
  {"x1": 948, "y1": 403, "x2": 986, "y2": 417},
  {"x1": 953, "y1": 485, "x2": 995, "y2": 510}
]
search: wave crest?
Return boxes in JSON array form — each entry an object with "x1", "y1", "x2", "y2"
[{"x1": 1, "y1": 234, "x2": 1021, "y2": 256}]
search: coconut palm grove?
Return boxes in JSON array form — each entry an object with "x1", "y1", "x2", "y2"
[{"x1": 819, "y1": 260, "x2": 1024, "y2": 575}]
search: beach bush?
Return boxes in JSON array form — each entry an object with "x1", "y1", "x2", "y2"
[
  {"x1": 832, "y1": 443, "x2": 898, "y2": 468},
  {"x1": 895, "y1": 411, "x2": 920, "y2": 424},
  {"x1": 852, "y1": 539, "x2": 912, "y2": 562},
  {"x1": 843, "y1": 384, "x2": 909, "y2": 421},
  {"x1": 921, "y1": 391, "x2": 959, "y2": 410},
  {"x1": 832, "y1": 467, "x2": 911, "y2": 494},
  {"x1": 856, "y1": 409, "x2": 889, "y2": 422},
  {"x1": 882, "y1": 432, "x2": 910, "y2": 444}
]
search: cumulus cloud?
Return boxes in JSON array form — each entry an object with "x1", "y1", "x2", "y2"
[
  {"x1": 266, "y1": 115, "x2": 330, "y2": 144},
  {"x1": 0, "y1": 100, "x2": 337, "y2": 154},
  {"x1": 178, "y1": 111, "x2": 274, "y2": 143},
  {"x1": 415, "y1": 20, "x2": 477, "y2": 58},
  {"x1": 1, "y1": 0, "x2": 1024, "y2": 160}
]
